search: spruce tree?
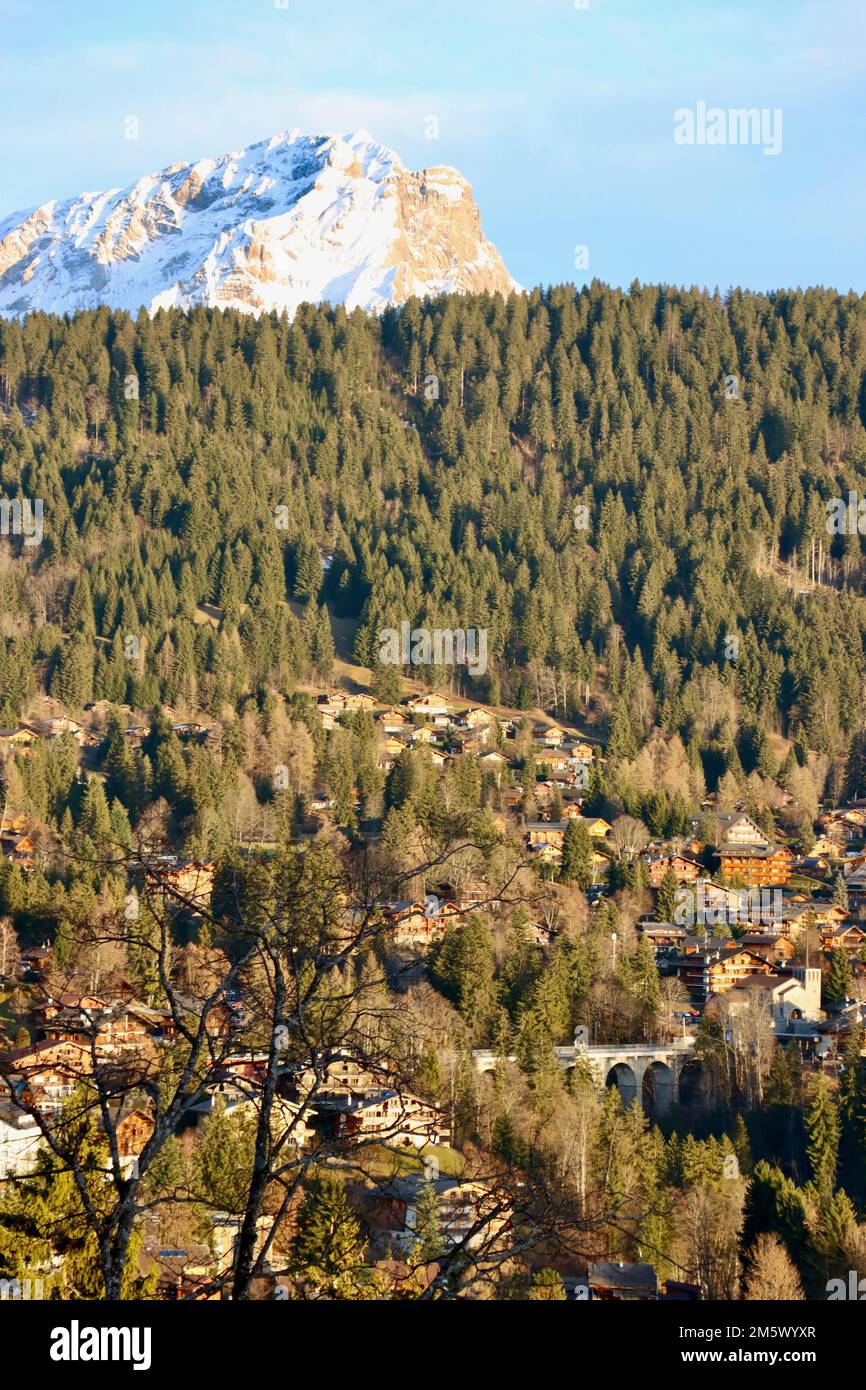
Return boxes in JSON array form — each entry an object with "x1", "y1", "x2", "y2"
[
  {"x1": 824, "y1": 949, "x2": 852, "y2": 1008},
  {"x1": 529, "y1": 1268, "x2": 567, "y2": 1300},
  {"x1": 805, "y1": 1077, "x2": 840, "y2": 1205},
  {"x1": 560, "y1": 817, "x2": 592, "y2": 888},
  {"x1": 655, "y1": 866, "x2": 680, "y2": 922},
  {"x1": 412, "y1": 1180, "x2": 445, "y2": 1264},
  {"x1": 289, "y1": 1174, "x2": 365, "y2": 1293}
]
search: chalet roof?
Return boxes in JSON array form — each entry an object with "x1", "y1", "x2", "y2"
[
  {"x1": 716, "y1": 843, "x2": 790, "y2": 860},
  {"x1": 778, "y1": 900, "x2": 837, "y2": 918},
  {"x1": 716, "y1": 811, "x2": 765, "y2": 832},
  {"x1": 713, "y1": 945, "x2": 776, "y2": 966},
  {"x1": 588, "y1": 1261, "x2": 658, "y2": 1291},
  {"x1": 373, "y1": 1172, "x2": 491, "y2": 1202},
  {"x1": 645, "y1": 851, "x2": 702, "y2": 866},
  {"x1": 680, "y1": 936, "x2": 731, "y2": 953},
  {"x1": 675, "y1": 944, "x2": 775, "y2": 967},
  {"x1": 823, "y1": 922, "x2": 866, "y2": 938},
  {"x1": 1, "y1": 1038, "x2": 91, "y2": 1066},
  {"x1": 738, "y1": 933, "x2": 788, "y2": 947},
  {"x1": 725, "y1": 974, "x2": 790, "y2": 993}
]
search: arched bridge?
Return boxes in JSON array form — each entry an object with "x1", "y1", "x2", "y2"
[{"x1": 474, "y1": 1040, "x2": 699, "y2": 1116}]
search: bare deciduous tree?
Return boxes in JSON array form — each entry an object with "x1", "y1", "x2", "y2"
[{"x1": 743, "y1": 1233, "x2": 805, "y2": 1300}]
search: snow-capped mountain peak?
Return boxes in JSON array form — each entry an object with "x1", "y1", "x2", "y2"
[{"x1": 0, "y1": 128, "x2": 518, "y2": 318}]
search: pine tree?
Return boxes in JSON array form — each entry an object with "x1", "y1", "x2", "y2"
[
  {"x1": 289, "y1": 1174, "x2": 366, "y2": 1294},
  {"x1": 560, "y1": 817, "x2": 593, "y2": 888},
  {"x1": 655, "y1": 866, "x2": 679, "y2": 922},
  {"x1": 805, "y1": 1077, "x2": 840, "y2": 1205},
  {"x1": 732, "y1": 1115, "x2": 753, "y2": 1176},
  {"x1": 628, "y1": 933, "x2": 661, "y2": 1014},
  {"x1": 832, "y1": 871, "x2": 849, "y2": 910},
  {"x1": 824, "y1": 949, "x2": 852, "y2": 1009},
  {"x1": 740, "y1": 1161, "x2": 809, "y2": 1275},
  {"x1": 412, "y1": 1180, "x2": 444, "y2": 1264},
  {"x1": 429, "y1": 918, "x2": 496, "y2": 1040},
  {"x1": 528, "y1": 1268, "x2": 567, "y2": 1300},
  {"x1": 370, "y1": 659, "x2": 401, "y2": 705},
  {"x1": 293, "y1": 542, "x2": 322, "y2": 603},
  {"x1": 193, "y1": 1100, "x2": 256, "y2": 1214}
]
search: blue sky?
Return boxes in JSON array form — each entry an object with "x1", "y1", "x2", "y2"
[{"x1": 1, "y1": 0, "x2": 863, "y2": 292}]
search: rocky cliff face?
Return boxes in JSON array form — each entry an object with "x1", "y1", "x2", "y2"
[{"x1": 0, "y1": 129, "x2": 519, "y2": 318}]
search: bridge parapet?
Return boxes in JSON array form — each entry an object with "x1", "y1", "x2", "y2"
[
  {"x1": 474, "y1": 1039, "x2": 695, "y2": 1071},
  {"x1": 473, "y1": 1039, "x2": 698, "y2": 1114}
]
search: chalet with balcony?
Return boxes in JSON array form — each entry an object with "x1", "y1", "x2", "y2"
[
  {"x1": 637, "y1": 922, "x2": 689, "y2": 951},
  {"x1": 404, "y1": 694, "x2": 451, "y2": 720},
  {"x1": 381, "y1": 898, "x2": 461, "y2": 947},
  {"x1": 143, "y1": 857, "x2": 215, "y2": 909},
  {"x1": 323, "y1": 1087, "x2": 448, "y2": 1147},
  {"x1": 0, "y1": 1039, "x2": 92, "y2": 1117},
  {"x1": 820, "y1": 921, "x2": 866, "y2": 955},
  {"x1": 0, "y1": 724, "x2": 40, "y2": 752},
  {"x1": 675, "y1": 944, "x2": 777, "y2": 1001},
  {"x1": 714, "y1": 843, "x2": 793, "y2": 888},
  {"x1": 645, "y1": 852, "x2": 702, "y2": 888},
  {"x1": 375, "y1": 708, "x2": 408, "y2": 734},
  {"x1": 39, "y1": 995, "x2": 169, "y2": 1056},
  {"x1": 533, "y1": 723, "x2": 568, "y2": 748},
  {"x1": 526, "y1": 816, "x2": 610, "y2": 851},
  {"x1": 586, "y1": 1261, "x2": 659, "y2": 1302},
  {"x1": 738, "y1": 932, "x2": 796, "y2": 964}
]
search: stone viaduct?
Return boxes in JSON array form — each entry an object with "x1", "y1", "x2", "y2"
[{"x1": 474, "y1": 1039, "x2": 700, "y2": 1116}]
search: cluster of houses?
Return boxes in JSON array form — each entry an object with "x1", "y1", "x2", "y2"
[
  {"x1": 524, "y1": 810, "x2": 612, "y2": 870},
  {"x1": 6, "y1": 684, "x2": 866, "y2": 1291},
  {"x1": 317, "y1": 691, "x2": 595, "y2": 788},
  {"x1": 289, "y1": 1051, "x2": 449, "y2": 1148},
  {"x1": 370, "y1": 882, "x2": 518, "y2": 948},
  {"x1": 0, "y1": 705, "x2": 211, "y2": 761},
  {"x1": 625, "y1": 810, "x2": 866, "y2": 1055},
  {"x1": 0, "y1": 995, "x2": 493, "y2": 1297},
  {"x1": 0, "y1": 716, "x2": 98, "y2": 755}
]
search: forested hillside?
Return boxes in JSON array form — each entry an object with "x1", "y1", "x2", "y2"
[{"x1": 2, "y1": 282, "x2": 866, "y2": 761}]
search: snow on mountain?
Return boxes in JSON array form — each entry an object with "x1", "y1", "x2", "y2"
[{"x1": 0, "y1": 129, "x2": 519, "y2": 318}]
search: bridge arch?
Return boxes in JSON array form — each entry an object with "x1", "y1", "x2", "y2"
[
  {"x1": 642, "y1": 1060, "x2": 674, "y2": 1117},
  {"x1": 678, "y1": 1059, "x2": 707, "y2": 1109},
  {"x1": 605, "y1": 1061, "x2": 638, "y2": 1107}
]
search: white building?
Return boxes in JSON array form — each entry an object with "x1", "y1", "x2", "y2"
[{"x1": 0, "y1": 1103, "x2": 41, "y2": 1178}]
